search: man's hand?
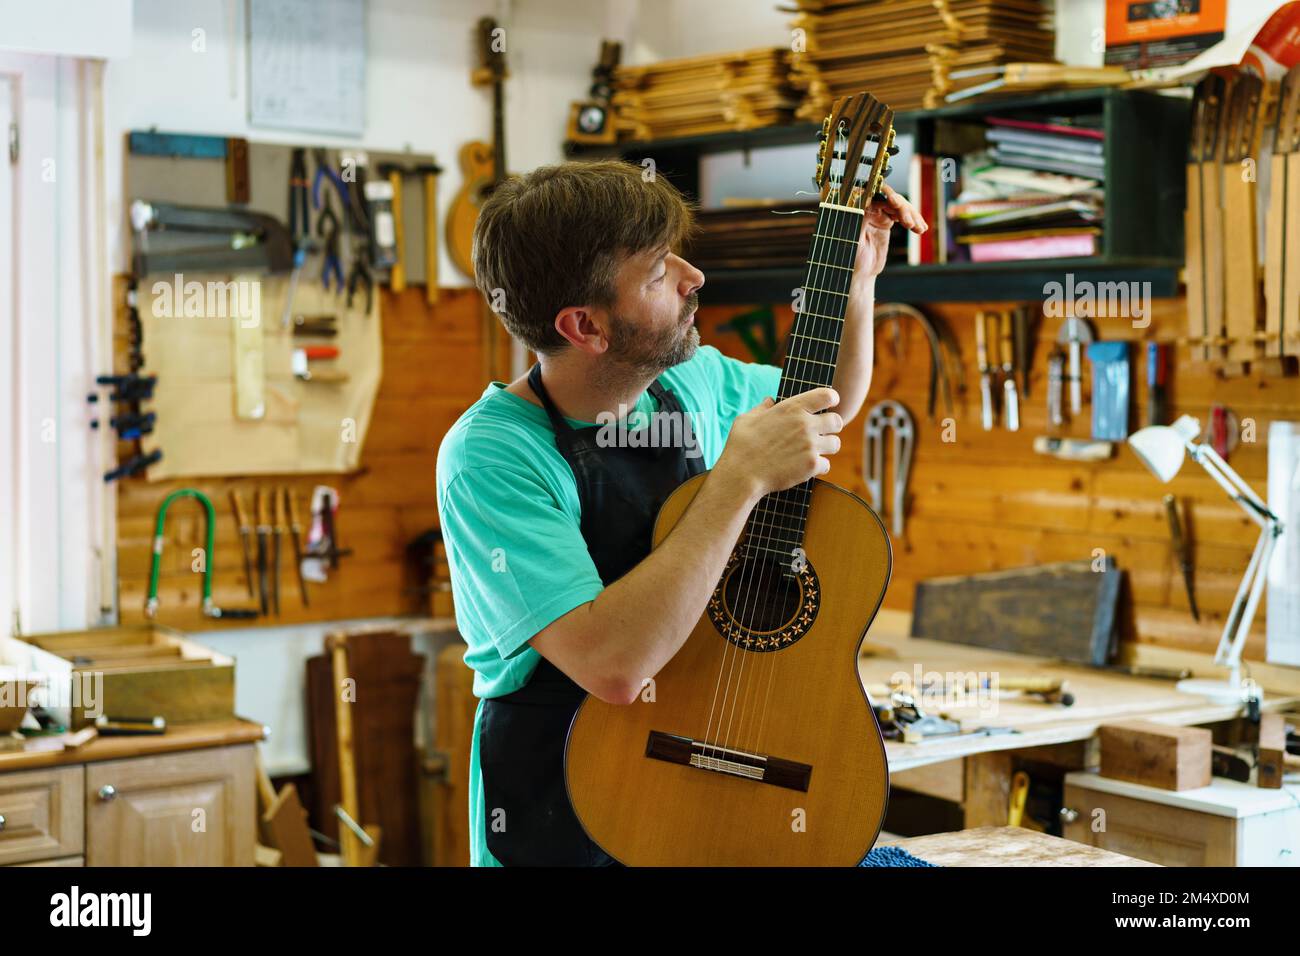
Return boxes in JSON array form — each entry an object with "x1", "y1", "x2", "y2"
[
  {"x1": 714, "y1": 387, "x2": 844, "y2": 498},
  {"x1": 854, "y1": 183, "x2": 927, "y2": 282}
]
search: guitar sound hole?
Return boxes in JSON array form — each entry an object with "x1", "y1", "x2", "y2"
[{"x1": 706, "y1": 554, "x2": 821, "y2": 652}]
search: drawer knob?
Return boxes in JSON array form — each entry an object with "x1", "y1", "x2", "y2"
[
  {"x1": 1059, "y1": 806, "x2": 1079, "y2": 824},
  {"x1": 0, "y1": 813, "x2": 5, "y2": 831},
  {"x1": 97, "y1": 784, "x2": 118, "y2": 802}
]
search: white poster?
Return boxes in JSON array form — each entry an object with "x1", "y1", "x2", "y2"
[{"x1": 1267, "y1": 421, "x2": 1300, "y2": 664}]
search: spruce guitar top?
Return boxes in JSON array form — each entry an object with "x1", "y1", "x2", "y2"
[{"x1": 564, "y1": 91, "x2": 898, "y2": 866}]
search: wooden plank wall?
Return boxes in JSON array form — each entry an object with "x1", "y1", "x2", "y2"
[
  {"x1": 116, "y1": 279, "x2": 1297, "y2": 664},
  {"x1": 697, "y1": 297, "x2": 1299, "y2": 662},
  {"x1": 114, "y1": 284, "x2": 482, "y2": 629}
]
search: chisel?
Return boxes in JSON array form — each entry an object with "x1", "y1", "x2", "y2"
[
  {"x1": 255, "y1": 487, "x2": 271, "y2": 616},
  {"x1": 229, "y1": 488, "x2": 256, "y2": 599},
  {"x1": 285, "y1": 486, "x2": 310, "y2": 607},
  {"x1": 1001, "y1": 309, "x2": 1020, "y2": 432},
  {"x1": 1164, "y1": 493, "x2": 1200, "y2": 621},
  {"x1": 975, "y1": 310, "x2": 994, "y2": 431},
  {"x1": 271, "y1": 484, "x2": 284, "y2": 616}
]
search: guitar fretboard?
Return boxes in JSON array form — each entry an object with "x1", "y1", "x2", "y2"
[{"x1": 742, "y1": 201, "x2": 864, "y2": 567}]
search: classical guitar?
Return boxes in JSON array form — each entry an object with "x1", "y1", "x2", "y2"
[
  {"x1": 565, "y1": 92, "x2": 897, "y2": 866},
  {"x1": 447, "y1": 16, "x2": 507, "y2": 281}
]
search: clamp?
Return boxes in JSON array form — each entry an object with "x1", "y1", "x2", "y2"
[{"x1": 864, "y1": 399, "x2": 915, "y2": 538}]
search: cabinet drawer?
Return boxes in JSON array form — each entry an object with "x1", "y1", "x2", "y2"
[
  {"x1": 0, "y1": 766, "x2": 85, "y2": 865},
  {"x1": 85, "y1": 744, "x2": 255, "y2": 866},
  {"x1": 1062, "y1": 782, "x2": 1236, "y2": 866}
]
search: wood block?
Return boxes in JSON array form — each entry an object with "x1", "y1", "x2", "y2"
[
  {"x1": 1256, "y1": 713, "x2": 1287, "y2": 789},
  {"x1": 1099, "y1": 720, "x2": 1212, "y2": 791}
]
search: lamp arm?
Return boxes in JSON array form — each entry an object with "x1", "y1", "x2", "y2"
[{"x1": 1189, "y1": 443, "x2": 1279, "y2": 527}]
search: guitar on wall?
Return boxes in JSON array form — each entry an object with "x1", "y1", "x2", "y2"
[
  {"x1": 448, "y1": 16, "x2": 518, "y2": 380},
  {"x1": 565, "y1": 92, "x2": 898, "y2": 866}
]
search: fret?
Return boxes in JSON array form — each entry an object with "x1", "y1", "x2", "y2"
[
  {"x1": 789, "y1": 332, "x2": 839, "y2": 346},
  {"x1": 792, "y1": 310, "x2": 844, "y2": 322},
  {"x1": 802, "y1": 286, "x2": 850, "y2": 297},
  {"x1": 784, "y1": 354, "x2": 837, "y2": 368},
  {"x1": 807, "y1": 260, "x2": 853, "y2": 272},
  {"x1": 811, "y1": 233, "x2": 857, "y2": 244},
  {"x1": 778, "y1": 375, "x2": 830, "y2": 390}
]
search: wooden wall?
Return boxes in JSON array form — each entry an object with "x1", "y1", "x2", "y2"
[
  {"x1": 114, "y1": 285, "x2": 482, "y2": 629},
  {"x1": 116, "y1": 278, "x2": 1297, "y2": 665},
  {"x1": 696, "y1": 297, "x2": 1299, "y2": 663}
]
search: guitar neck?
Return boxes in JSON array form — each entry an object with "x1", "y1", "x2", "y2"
[
  {"x1": 492, "y1": 80, "x2": 506, "y2": 184},
  {"x1": 743, "y1": 201, "x2": 863, "y2": 562}
]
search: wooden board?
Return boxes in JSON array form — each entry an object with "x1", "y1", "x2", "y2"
[{"x1": 910, "y1": 560, "x2": 1121, "y2": 665}]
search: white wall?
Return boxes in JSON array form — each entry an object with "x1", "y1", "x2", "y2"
[{"x1": 104, "y1": 0, "x2": 609, "y2": 282}]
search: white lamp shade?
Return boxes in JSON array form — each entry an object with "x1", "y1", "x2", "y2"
[{"x1": 1128, "y1": 415, "x2": 1201, "y2": 483}]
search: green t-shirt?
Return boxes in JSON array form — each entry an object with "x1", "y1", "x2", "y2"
[{"x1": 435, "y1": 345, "x2": 780, "y2": 866}]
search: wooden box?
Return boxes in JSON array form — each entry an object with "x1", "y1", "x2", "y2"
[
  {"x1": 1098, "y1": 720, "x2": 1212, "y2": 791},
  {"x1": 0, "y1": 625, "x2": 234, "y2": 730}
]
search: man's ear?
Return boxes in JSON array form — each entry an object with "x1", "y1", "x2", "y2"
[{"x1": 554, "y1": 306, "x2": 610, "y2": 356}]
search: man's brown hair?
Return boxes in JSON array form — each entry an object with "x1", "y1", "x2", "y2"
[{"x1": 472, "y1": 160, "x2": 694, "y2": 354}]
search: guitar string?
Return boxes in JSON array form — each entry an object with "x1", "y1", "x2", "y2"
[
  {"x1": 747, "y1": 138, "x2": 882, "y2": 756},
  {"x1": 731, "y1": 196, "x2": 860, "y2": 764},
  {"x1": 695, "y1": 190, "x2": 841, "y2": 765},
  {"x1": 743, "y1": 198, "x2": 861, "y2": 760},
  {"x1": 712, "y1": 153, "x2": 863, "y2": 764}
]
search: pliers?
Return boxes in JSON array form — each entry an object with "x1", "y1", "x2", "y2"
[
  {"x1": 347, "y1": 252, "x2": 373, "y2": 313},
  {"x1": 312, "y1": 151, "x2": 348, "y2": 293}
]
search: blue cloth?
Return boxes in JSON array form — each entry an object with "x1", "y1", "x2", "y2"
[{"x1": 859, "y1": 845, "x2": 938, "y2": 867}]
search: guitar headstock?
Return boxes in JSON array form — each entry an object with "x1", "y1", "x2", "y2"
[
  {"x1": 814, "y1": 92, "x2": 897, "y2": 208},
  {"x1": 476, "y1": 16, "x2": 508, "y2": 82},
  {"x1": 1189, "y1": 73, "x2": 1227, "y2": 163},
  {"x1": 1224, "y1": 70, "x2": 1264, "y2": 164},
  {"x1": 1275, "y1": 64, "x2": 1300, "y2": 156}
]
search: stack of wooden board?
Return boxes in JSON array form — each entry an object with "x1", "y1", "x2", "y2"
[
  {"x1": 684, "y1": 201, "x2": 818, "y2": 271},
  {"x1": 791, "y1": 0, "x2": 1057, "y2": 116},
  {"x1": 611, "y1": 47, "x2": 799, "y2": 141}
]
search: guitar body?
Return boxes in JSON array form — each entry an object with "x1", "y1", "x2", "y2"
[
  {"x1": 446, "y1": 140, "x2": 494, "y2": 280},
  {"x1": 565, "y1": 472, "x2": 892, "y2": 866}
]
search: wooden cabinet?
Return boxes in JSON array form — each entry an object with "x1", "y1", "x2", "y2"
[
  {"x1": 0, "y1": 766, "x2": 83, "y2": 865},
  {"x1": 85, "y1": 745, "x2": 255, "y2": 866},
  {"x1": 1062, "y1": 770, "x2": 1300, "y2": 866},
  {"x1": 0, "y1": 721, "x2": 261, "y2": 867}
]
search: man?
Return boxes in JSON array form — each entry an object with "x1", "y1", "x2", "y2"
[{"x1": 436, "y1": 159, "x2": 925, "y2": 866}]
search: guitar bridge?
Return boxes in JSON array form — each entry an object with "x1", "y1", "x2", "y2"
[{"x1": 645, "y1": 731, "x2": 812, "y2": 792}]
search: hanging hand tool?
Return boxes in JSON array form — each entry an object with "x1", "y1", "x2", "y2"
[
  {"x1": 129, "y1": 200, "x2": 293, "y2": 275},
  {"x1": 1146, "y1": 342, "x2": 1169, "y2": 427},
  {"x1": 876, "y1": 304, "x2": 960, "y2": 420},
  {"x1": 864, "y1": 399, "x2": 915, "y2": 538},
  {"x1": 255, "y1": 487, "x2": 272, "y2": 616},
  {"x1": 1056, "y1": 315, "x2": 1095, "y2": 417},
  {"x1": 347, "y1": 252, "x2": 374, "y2": 314},
  {"x1": 292, "y1": 313, "x2": 338, "y2": 337},
  {"x1": 282, "y1": 147, "x2": 313, "y2": 329},
  {"x1": 1047, "y1": 348, "x2": 1066, "y2": 427},
  {"x1": 285, "y1": 486, "x2": 310, "y2": 607},
  {"x1": 230, "y1": 488, "x2": 256, "y2": 599},
  {"x1": 1164, "y1": 493, "x2": 1200, "y2": 621},
  {"x1": 975, "y1": 310, "x2": 995, "y2": 431},
  {"x1": 1000, "y1": 309, "x2": 1020, "y2": 432},
  {"x1": 1015, "y1": 307, "x2": 1033, "y2": 399},
  {"x1": 103, "y1": 450, "x2": 162, "y2": 483},
  {"x1": 145, "y1": 489, "x2": 257, "y2": 620},
  {"x1": 377, "y1": 163, "x2": 406, "y2": 291},
  {"x1": 272, "y1": 483, "x2": 285, "y2": 616},
  {"x1": 312, "y1": 150, "x2": 348, "y2": 293},
  {"x1": 416, "y1": 162, "x2": 444, "y2": 306}
]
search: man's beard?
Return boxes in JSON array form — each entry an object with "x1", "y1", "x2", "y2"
[{"x1": 603, "y1": 293, "x2": 700, "y2": 383}]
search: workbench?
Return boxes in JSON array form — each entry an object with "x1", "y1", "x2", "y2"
[
  {"x1": 882, "y1": 826, "x2": 1158, "y2": 866},
  {"x1": 863, "y1": 611, "x2": 1300, "y2": 829}
]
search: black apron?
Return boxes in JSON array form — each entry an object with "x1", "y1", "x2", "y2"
[{"x1": 478, "y1": 364, "x2": 705, "y2": 866}]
